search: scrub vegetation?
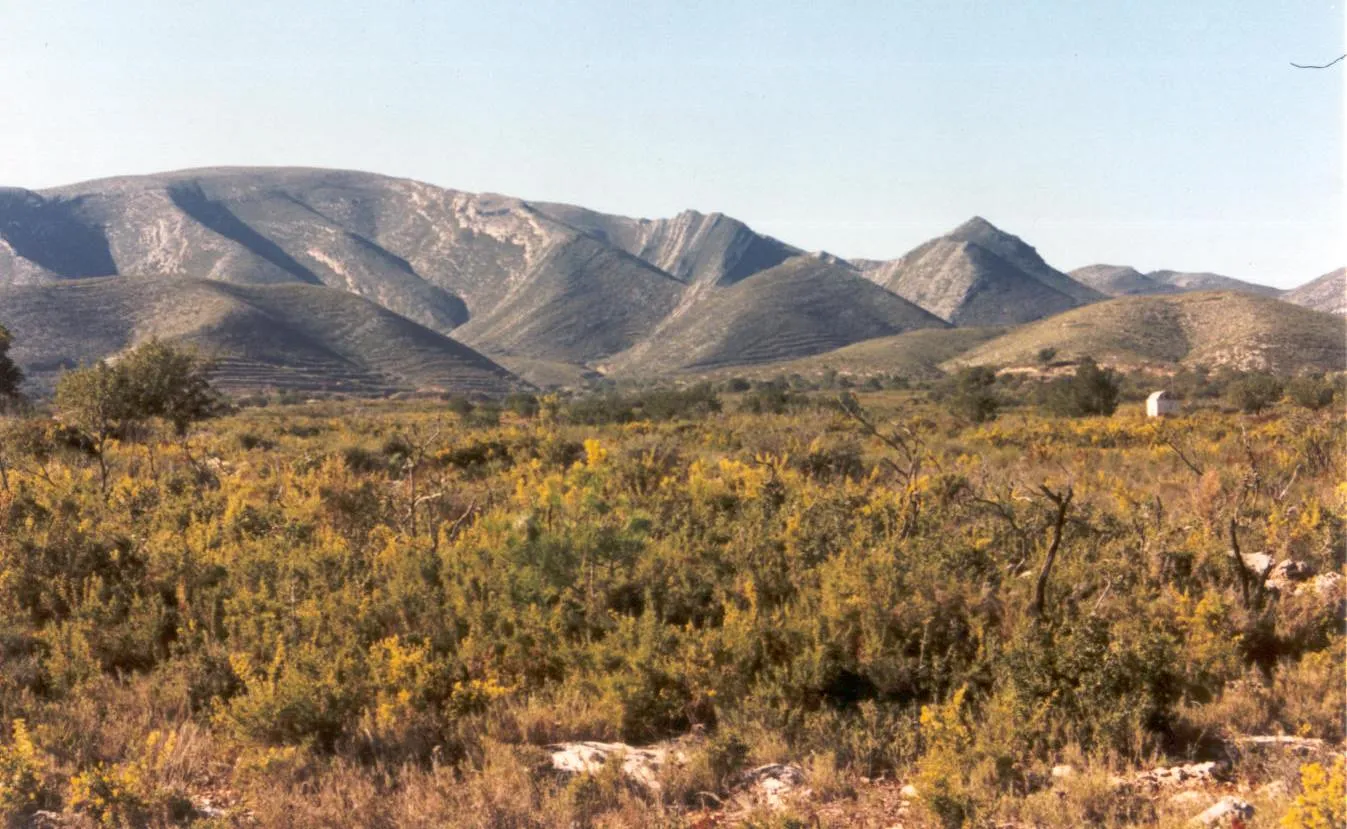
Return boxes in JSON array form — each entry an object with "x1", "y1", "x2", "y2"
[{"x1": 0, "y1": 336, "x2": 1342, "y2": 827}]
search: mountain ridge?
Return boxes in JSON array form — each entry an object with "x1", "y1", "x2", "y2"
[{"x1": 1, "y1": 166, "x2": 1340, "y2": 393}]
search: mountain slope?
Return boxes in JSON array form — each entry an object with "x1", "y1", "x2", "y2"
[
  {"x1": 0, "y1": 276, "x2": 521, "y2": 395},
  {"x1": 607, "y1": 256, "x2": 948, "y2": 374},
  {"x1": 858, "y1": 218, "x2": 1104, "y2": 325},
  {"x1": 1145, "y1": 269, "x2": 1281, "y2": 297},
  {"x1": 1069, "y1": 264, "x2": 1182, "y2": 297},
  {"x1": 949, "y1": 292, "x2": 1346, "y2": 373},
  {"x1": 2, "y1": 168, "x2": 857, "y2": 376},
  {"x1": 531, "y1": 204, "x2": 800, "y2": 288},
  {"x1": 693, "y1": 327, "x2": 1006, "y2": 382},
  {"x1": 1283, "y1": 267, "x2": 1346, "y2": 316},
  {"x1": 2, "y1": 168, "x2": 692, "y2": 360}
]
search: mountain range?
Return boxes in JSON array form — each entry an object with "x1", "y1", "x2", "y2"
[{"x1": 0, "y1": 167, "x2": 1341, "y2": 393}]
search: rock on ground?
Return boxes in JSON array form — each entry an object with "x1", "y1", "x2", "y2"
[
  {"x1": 1190, "y1": 795, "x2": 1253, "y2": 826},
  {"x1": 545, "y1": 740, "x2": 683, "y2": 791}
]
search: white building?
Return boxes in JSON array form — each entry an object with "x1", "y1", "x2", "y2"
[{"x1": 1146, "y1": 390, "x2": 1179, "y2": 418}]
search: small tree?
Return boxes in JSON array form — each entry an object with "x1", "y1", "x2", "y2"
[
  {"x1": 1044, "y1": 357, "x2": 1120, "y2": 417},
  {"x1": 947, "y1": 366, "x2": 999, "y2": 423},
  {"x1": 1036, "y1": 347, "x2": 1058, "y2": 365},
  {"x1": 54, "y1": 361, "x2": 133, "y2": 492},
  {"x1": 54, "y1": 340, "x2": 226, "y2": 492},
  {"x1": 1226, "y1": 372, "x2": 1283, "y2": 414},
  {"x1": 117, "y1": 339, "x2": 227, "y2": 435},
  {"x1": 0, "y1": 325, "x2": 24, "y2": 407}
]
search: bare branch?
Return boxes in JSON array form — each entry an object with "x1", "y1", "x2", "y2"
[
  {"x1": 1162, "y1": 436, "x2": 1205, "y2": 477},
  {"x1": 1031, "y1": 483, "x2": 1074, "y2": 622},
  {"x1": 1291, "y1": 53, "x2": 1346, "y2": 69}
]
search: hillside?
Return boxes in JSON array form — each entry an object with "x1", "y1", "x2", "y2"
[
  {"x1": 605, "y1": 256, "x2": 947, "y2": 375},
  {"x1": 857, "y1": 218, "x2": 1104, "y2": 325},
  {"x1": 2, "y1": 167, "x2": 1337, "y2": 387},
  {"x1": 1146, "y1": 269, "x2": 1281, "y2": 297},
  {"x1": 1284, "y1": 267, "x2": 1346, "y2": 316},
  {"x1": 3, "y1": 167, "x2": 959, "y2": 381},
  {"x1": 1069, "y1": 264, "x2": 1182, "y2": 297},
  {"x1": 949, "y1": 291, "x2": 1347, "y2": 373},
  {"x1": 530, "y1": 204, "x2": 800, "y2": 288},
  {"x1": 695, "y1": 326, "x2": 1006, "y2": 382},
  {"x1": 0, "y1": 276, "x2": 521, "y2": 395}
]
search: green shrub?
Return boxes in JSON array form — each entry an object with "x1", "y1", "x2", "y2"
[
  {"x1": 1285, "y1": 376, "x2": 1335, "y2": 410},
  {"x1": 1227, "y1": 372, "x2": 1284, "y2": 413},
  {"x1": 946, "y1": 366, "x2": 999, "y2": 423},
  {"x1": 1043, "y1": 357, "x2": 1120, "y2": 417}
]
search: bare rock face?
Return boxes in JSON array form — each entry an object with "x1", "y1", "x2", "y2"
[
  {"x1": 1129, "y1": 760, "x2": 1226, "y2": 791},
  {"x1": 1235, "y1": 735, "x2": 1327, "y2": 756},
  {"x1": 1297, "y1": 571, "x2": 1343, "y2": 598},
  {"x1": 1264, "y1": 559, "x2": 1315, "y2": 591},
  {"x1": 1238, "y1": 552, "x2": 1273, "y2": 579},
  {"x1": 732, "y1": 764, "x2": 807, "y2": 810},
  {"x1": 1189, "y1": 795, "x2": 1253, "y2": 826},
  {"x1": 545, "y1": 741, "x2": 683, "y2": 791},
  {"x1": 1050, "y1": 764, "x2": 1075, "y2": 780}
]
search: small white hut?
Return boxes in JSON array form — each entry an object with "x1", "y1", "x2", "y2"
[{"x1": 1146, "y1": 390, "x2": 1179, "y2": 418}]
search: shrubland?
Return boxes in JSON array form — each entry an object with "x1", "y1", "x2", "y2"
[{"x1": 0, "y1": 341, "x2": 1342, "y2": 827}]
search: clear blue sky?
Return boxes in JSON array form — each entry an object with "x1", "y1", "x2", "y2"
[{"x1": 1, "y1": 1, "x2": 1342, "y2": 286}]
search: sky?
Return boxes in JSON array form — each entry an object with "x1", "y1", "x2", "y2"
[{"x1": 0, "y1": 1, "x2": 1342, "y2": 287}]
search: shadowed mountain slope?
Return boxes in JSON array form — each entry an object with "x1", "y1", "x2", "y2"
[
  {"x1": 856, "y1": 218, "x2": 1104, "y2": 325},
  {"x1": 0, "y1": 276, "x2": 521, "y2": 395},
  {"x1": 948, "y1": 292, "x2": 1346, "y2": 374},
  {"x1": 1283, "y1": 267, "x2": 1346, "y2": 316},
  {"x1": 606, "y1": 256, "x2": 947, "y2": 375}
]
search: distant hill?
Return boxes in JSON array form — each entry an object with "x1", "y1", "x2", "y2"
[
  {"x1": 1283, "y1": 267, "x2": 1346, "y2": 316},
  {"x1": 605, "y1": 256, "x2": 946, "y2": 375},
  {"x1": 0, "y1": 167, "x2": 1336, "y2": 391},
  {"x1": 0, "y1": 277, "x2": 521, "y2": 395},
  {"x1": 1069, "y1": 265, "x2": 1183, "y2": 297},
  {"x1": 1145, "y1": 269, "x2": 1281, "y2": 297},
  {"x1": 857, "y1": 218, "x2": 1104, "y2": 326},
  {"x1": 949, "y1": 292, "x2": 1346, "y2": 374},
  {"x1": 0, "y1": 167, "x2": 956, "y2": 387}
]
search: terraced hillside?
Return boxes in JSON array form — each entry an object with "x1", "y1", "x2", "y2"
[
  {"x1": 0, "y1": 277, "x2": 521, "y2": 395},
  {"x1": 606, "y1": 256, "x2": 947, "y2": 375},
  {"x1": 948, "y1": 291, "x2": 1347, "y2": 373},
  {"x1": 718, "y1": 327, "x2": 1008, "y2": 381}
]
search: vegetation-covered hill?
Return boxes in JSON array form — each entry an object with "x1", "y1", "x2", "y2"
[
  {"x1": 605, "y1": 256, "x2": 947, "y2": 374},
  {"x1": 696, "y1": 326, "x2": 1007, "y2": 382},
  {"x1": 0, "y1": 276, "x2": 521, "y2": 395},
  {"x1": 949, "y1": 291, "x2": 1347, "y2": 373}
]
